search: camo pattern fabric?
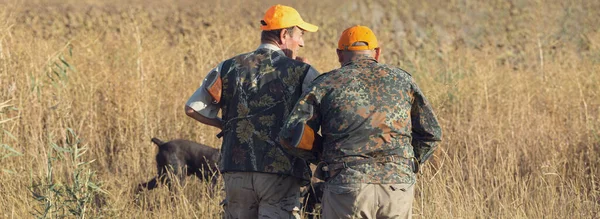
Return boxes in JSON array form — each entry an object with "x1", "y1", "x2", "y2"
[
  {"x1": 218, "y1": 48, "x2": 316, "y2": 182},
  {"x1": 280, "y1": 57, "x2": 442, "y2": 184}
]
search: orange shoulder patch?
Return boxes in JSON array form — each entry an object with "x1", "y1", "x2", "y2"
[{"x1": 206, "y1": 77, "x2": 222, "y2": 104}]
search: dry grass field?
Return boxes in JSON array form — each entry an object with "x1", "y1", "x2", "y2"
[{"x1": 1, "y1": 0, "x2": 599, "y2": 218}]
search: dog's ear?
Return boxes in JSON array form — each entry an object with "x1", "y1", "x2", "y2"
[{"x1": 151, "y1": 137, "x2": 165, "y2": 146}]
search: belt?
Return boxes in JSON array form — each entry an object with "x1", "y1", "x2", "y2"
[{"x1": 321, "y1": 155, "x2": 419, "y2": 174}]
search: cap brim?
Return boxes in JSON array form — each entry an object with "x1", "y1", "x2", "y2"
[{"x1": 297, "y1": 21, "x2": 318, "y2": 32}]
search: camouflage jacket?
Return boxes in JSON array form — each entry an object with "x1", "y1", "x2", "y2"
[
  {"x1": 279, "y1": 57, "x2": 442, "y2": 184},
  {"x1": 216, "y1": 45, "x2": 318, "y2": 182}
]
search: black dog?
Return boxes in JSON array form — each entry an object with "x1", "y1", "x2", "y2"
[
  {"x1": 136, "y1": 137, "x2": 220, "y2": 192},
  {"x1": 136, "y1": 137, "x2": 324, "y2": 215}
]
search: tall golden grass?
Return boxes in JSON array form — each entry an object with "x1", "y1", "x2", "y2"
[{"x1": 1, "y1": 0, "x2": 599, "y2": 218}]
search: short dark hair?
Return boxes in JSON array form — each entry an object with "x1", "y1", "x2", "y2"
[{"x1": 261, "y1": 26, "x2": 296, "y2": 43}]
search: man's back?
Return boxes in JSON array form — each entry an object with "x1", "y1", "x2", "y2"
[
  {"x1": 308, "y1": 58, "x2": 440, "y2": 184},
  {"x1": 219, "y1": 47, "x2": 314, "y2": 180}
]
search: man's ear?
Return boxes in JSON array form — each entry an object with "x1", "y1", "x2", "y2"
[
  {"x1": 279, "y1": 28, "x2": 289, "y2": 44},
  {"x1": 336, "y1": 49, "x2": 343, "y2": 65},
  {"x1": 374, "y1": 47, "x2": 381, "y2": 61}
]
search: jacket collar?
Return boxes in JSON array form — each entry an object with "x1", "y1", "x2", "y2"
[{"x1": 257, "y1": 43, "x2": 286, "y2": 56}]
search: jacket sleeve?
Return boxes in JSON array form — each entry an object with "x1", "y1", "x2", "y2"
[
  {"x1": 279, "y1": 81, "x2": 324, "y2": 163},
  {"x1": 301, "y1": 66, "x2": 320, "y2": 92},
  {"x1": 410, "y1": 79, "x2": 442, "y2": 164},
  {"x1": 185, "y1": 64, "x2": 223, "y2": 119}
]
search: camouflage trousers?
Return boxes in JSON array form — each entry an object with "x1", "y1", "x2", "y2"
[
  {"x1": 222, "y1": 172, "x2": 303, "y2": 219},
  {"x1": 321, "y1": 183, "x2": 414, "y2": 219}
]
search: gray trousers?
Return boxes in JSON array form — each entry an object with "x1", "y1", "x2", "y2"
[
  {"x1": 321, "y1": 183, "x2": 415, "y2": 219},
  {"x1": 222, "y1": 172, "x2": 303, "y2": 219}
]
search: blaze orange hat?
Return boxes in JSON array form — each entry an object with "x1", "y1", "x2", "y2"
[
  {"x1": 261, "y1": 5, "x2": 318, "y2": 32},
  {"x1": 337, "y1": 25, "x2": 379, "y2": 51}
]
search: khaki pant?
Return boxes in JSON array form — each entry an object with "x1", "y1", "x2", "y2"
[
  {"x1": 222, "y1": 172, "x2": 304, "y2": 219},
  {"x1": 321, "y1": 183, "x2": 414, "y2": 219}
]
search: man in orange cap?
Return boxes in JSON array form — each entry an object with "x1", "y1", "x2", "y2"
[
  {"x1": 184, "y1": 4, "x2": 319, "y2": 219},
  {"x1": 279, "y1": 25, "x2": 442, "y2": 218}
]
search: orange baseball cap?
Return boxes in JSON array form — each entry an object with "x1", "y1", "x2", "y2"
[
  {"x1": 337, "y1": 25, "x2": 379, "y2": 51},
  {"x1": 261, "y1": 5, "x2": 318, "y2": 32}
]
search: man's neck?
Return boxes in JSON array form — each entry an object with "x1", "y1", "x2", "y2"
[{"x1": 342, "y1": 54, "x2": 376, "y2": 66}]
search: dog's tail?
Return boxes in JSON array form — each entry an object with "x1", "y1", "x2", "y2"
[{"x1": 151, "y1": 137, "x2": 165, "y2": 146}]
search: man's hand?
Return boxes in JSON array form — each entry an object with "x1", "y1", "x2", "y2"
[{"x1": 296, "y1": 56, "x2": 310, "y2": 64}]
